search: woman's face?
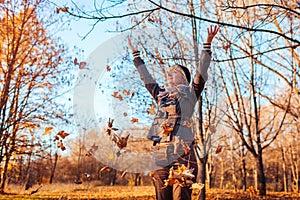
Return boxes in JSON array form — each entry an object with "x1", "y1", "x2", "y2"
[{"x1": 167, "y1": 66, "x2": 187, "y2": 86}]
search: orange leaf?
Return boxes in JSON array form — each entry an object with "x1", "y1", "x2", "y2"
[
  {"x1": 131, "y1": 117, "x2": 139, "y2": 123},
  {"x1": 61, "y1": 7, "x2": 69, "y2": 12},
  {"x1": 43, "y1": 127, "x2": 53, "y2": 135},
  {"x1": 146, "y1": 103, "x2": 155, "y2": 115},
  {"x1": 112, "y1": 91, "x2": 123, "y2": 101},
  {"x1": 106, "y1": 65, "x2": 111, "y2": 72},
  {"x1": 122, "y1": 90, "x2": 130, "y2": 96},
  {"x1": 57, "y1": 140, "x2": 66, "y2": 151},
  {"x1": 57, "y1": 130, "x2": 70, "y2": 139}
]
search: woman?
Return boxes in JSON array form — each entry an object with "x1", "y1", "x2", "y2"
[{"x1": 128, "y1": 25, "x2": 218, "y2": 200}]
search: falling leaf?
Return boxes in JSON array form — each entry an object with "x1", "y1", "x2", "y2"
[
  {"x1": 112, "y1": 133, "x2": 130, "y2": 149},
  {"x1": 121, "y1": 170, "x2": 127, "y2": 178},
  {"x1": 183, "y1": 121, "x2": 192, "y2": 128},
  {"x1": 122, "y1": 90, "x2": 130, "y2": 96},
  {"x1": 146, "y1": 103, "x2": 155, "y2": 115},
  {"x1": 148, "y1": 17, "x2": 155, "y2": 23},
  {"x1": 112, "y1": 91, "x2": 123, "y2": 101},
  {"x1": 43, "y1": 127, "x2": 53, "y2": 135},
  {"x1": 105, "y1": 118, "x2": 119, "y2": 136},
  {"x1": 53, "y1": 135, "x2": 59, "y2": 142},
  {"x1": 223, "y1": 44, "x2": 230, "y2": 51},
  {"x1": 57, "y1": 140, "x2": 66, "y2": 151},
  {"x1": 79, "y1": 62, "x2": 87, "y2": 69},
  {"x1": 100, "y1": 166, "x2": 110, "y2": 172},
  {"x1": 215, "y1": 145, "x2": 222, "y2": 154},
  {"x1": 131, "y1": 117, "x2": 138, "y2": 123},
  {"x1": 109, "y1": 152, "x2": 114, "y2": 160},
  {"x1": 131, "y1": 92, "x2": 135, "y2": 98},
  {"x1": 60, "y1": 7, "x2": 69, "y2": 12},
  {"x1": 106, "y1": 65, "x2": 111, "y2": 72},
  {"x1": 86, "y1": 144, "x2": 99, "y2": 157},
  {"x1": 74, "y1": 58, "x2": 79, "y2": 65},
  {"x1": 57, "y1": 130, "x2": 70, "y2": 139},
  {"x1": 91, "y1": 144, "x2": 98, "y2": 151}
]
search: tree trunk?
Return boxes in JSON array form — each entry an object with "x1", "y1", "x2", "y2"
[
  {"x1": 241, "y1": 157, "x2": 247, "y2": 191},
  {"x1": 134, "y1": 173, "x2": 141, "y2": 186},
  {"x1": 0, "y1": 153, "x2": 10, "y2": 194},
  {"x1": 219, "y1": 160, "x2": 224, "y2": 189},
  {"x1": 256, "y1": 153, "x2": 266, "y2": 195},
  {"x1": 49, "y1": 152, "x2": 58, "y2": 184},
  {"x1": 281, "y1": 146, "x2": 288, "y2": 192},
  {"x1": 206, "y1": 153, "x2": 212, "y2": 189},
  {"x1": 198, "y1": 156, "x2": 207, "y2": 200}
]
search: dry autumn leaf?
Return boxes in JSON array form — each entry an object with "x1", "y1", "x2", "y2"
[
  {"x1": 57, "y1": 130, "x2": 70, "y2": 139},
  {"x1": 215, "y1": 145, "x2": 222, "y2": 154},
  {"x1": 105, "y1": 118, "x2": 119, "y2": 136},
  {"x1": 106, "y1": 65, "x2": 111, "y2": 72},
  {"x1": 43, "y1": 127, "x2": 53, "y2": 135},
  {"x1": 112, "y1": 91, "x2": 123, "y2": 101},
  {"x1": 122, "y1": 90, "x2": 130, "y2": 96},
  {"x1": 131, "y1": 92, "x2": 135, "y2": 98},
  {"x1": 100, "y1": 166, "x2": 110, "y2": 172},
  {"x1": 131, "y1": 117, "x2": 138, "y2": 123},
  {"x1": 146, "y1": 103, "x2": 155, "y2": 115},
  {"x1": 79, "y1": 62, "x2": 87, "y2": 69},
  {"x1": 57, "y1": 140, "x2": 66, "y2": 151},
  {"x1": 112, "y1": 133, "x2": 130, "y2": 149}
]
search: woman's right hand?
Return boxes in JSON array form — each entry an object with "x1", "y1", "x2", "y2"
[{"x1": 128, "y1": 37, "x2": 138, "y2": 52}]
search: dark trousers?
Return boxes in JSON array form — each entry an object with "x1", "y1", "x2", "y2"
[{"x1": 152, "y1": 146, "x2": 198, "y2": 200}]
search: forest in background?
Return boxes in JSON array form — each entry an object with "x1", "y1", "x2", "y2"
[{"x1": 0, "y1": 0, "x2": 299, "y2": 199}]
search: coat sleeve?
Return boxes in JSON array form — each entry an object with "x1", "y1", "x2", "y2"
[
  {"x1": 192, "y1": 43, "x2": 212, "y2": 99},
  {"x1": 133, "y1": 53, "x2": 161, "y2": 102}
]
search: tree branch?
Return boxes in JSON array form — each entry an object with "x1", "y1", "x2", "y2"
[{"x1": 147, "y1": 0, "x2": 300, "y2": 44}]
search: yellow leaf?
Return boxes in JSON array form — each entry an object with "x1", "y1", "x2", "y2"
[
  {"x1": 109, "y1": 152, "x2": 114, "y2": 160},
  {"x1": 43, "y1": 127, "x2": 53, "y2": 135}
]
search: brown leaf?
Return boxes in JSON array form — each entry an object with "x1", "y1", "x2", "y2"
[
  {"x1": 106, "y1": 65, "x2": 111, "y2": 72},
  {"x1": 131, "y1": 117, "x2": 138, "y2": 123},
  {"x1": 100, "y1": 166, "x2": 110, "y2": 172},
  {"x1": 215, "y1": 145, "x2": 222, "y2": 154},
  {"x1": 123, "y1": 112, "x2": 128, "y2": 117},
  {"x1": 79, "y1": 62, "x2": 87, "y2": 69},
  {"x1": 223, "y1": 44, "x2": 230, "y2": 51},
  {"x1": 122, "y1": 90, "x2": 130, "y2": 96},
  {"x1": 57, "y1": 140, "x2": 66, "y2": 151},
  {"x1": 121, "y1": 170, "x2": 127, "y2": 178},
  {"x1": 112, "y1": 91, "x2": 123, "y2": 101},
  {"x1": 131, "y1": 92, "x2": 135, "y2": 98},
  {"x1": 74, "y1": 58, "x2": 79, "y2": 65},
  {"x1": 57, "y1": 130, "x2": 70, "y2": 139},
  {"x1": 146, "y1": 103, "x2": 155, "y2": 115}
]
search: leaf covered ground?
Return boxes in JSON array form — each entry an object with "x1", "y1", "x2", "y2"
[{"x1": 0, "y1": 184, "x2": 299, "y2": 199}]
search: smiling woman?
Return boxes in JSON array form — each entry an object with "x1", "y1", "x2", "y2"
[{"x1": 128, "y1": 25, "x2": 219, "y2": 200}]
